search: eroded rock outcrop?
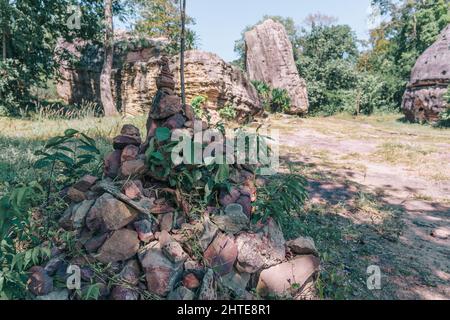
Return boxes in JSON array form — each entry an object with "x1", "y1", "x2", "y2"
[
  {"x1": 56, "y1": 38, "x2": 261, "y2": 121},
  {"x1": 245, "y1": 19, "x2": 309, "y2": 115},
  {"x1": 402, "y1": 24, "x2": 450, "y2": 123}
]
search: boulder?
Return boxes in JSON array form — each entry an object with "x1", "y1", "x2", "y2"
[
  {"x1": 134, "y1": 219, "x2": 154, "y2": 243},
  {"x1": 245, "y1": 19, "x2": 309, "y2": 114},
  {"x1": 221, "y1": 269, "x2": 250, "y2": 298},
  {"x1": 28, "y1": 266, "x2": 53, "y2": 296},
  {"x1": 71, "y1": 200, "x2": 95, "y2": 229},
  {"x1": 89, "y1": 193, "x2": 139, "y2": 231},
  {"x1": 113, "y1": 135, "x2": 142, "y2": 150},
  {"x1": 119, "y1": 159, "x2": 147, "y2": 178},
  {"x1": 211, "y1": 204, "x2": 249, "y2": 235},
  {"x1": 167, "y1": 286, "x2": 195, "y2": 300},
  {"x1": 139, "y1": 242, "x2": 183, "y2": 297},
  {"x1": 256, "y1": 255, "x2": 320, "y2": 297},
  {"x1": 204, "y1": 233, "x2": 238, "y2": 276},
  {"x1": 72, "y1": 175, "x2": 98, "y2": 192},
  {"x1": 235, "y1": 219, "x2": 286, "y2": 273},
  {"x1": 286, "y1": 236, "x2": 318, "y2": 256},
  {"x1": 119, "y1": 259, "x2": 141, "y2": 286},
  {"x1": 162, "y1": 240, "x2": 189, "y2": 264},
  {"x1": 122, "y1": 180, "x2": 142, "y2": 200},
  {"x1": 66, "y1": 187, "x2": 87, "y2": 203},
  {"x1": 402, "y1": 24, "x2": 450, "y2": 122},
  {"x1": 96, "y1": 229, "x2": 140, "y2": 263},
  {"x1": 110, "y1": 286, "x2": 139, "y2": 300},
  {"x1": 198, "y1": 269, "x2": 217, "y2": 300},
  {"x1": 171, "y1": 51, "x2": 262, "y2": 122},
  {"x1": 84, "y1": 233, "x2": 108, "y2": 253},
  {"x1": 121, "y1": 145, "x2": 139, "y2": 163},
  {"x1": 104, "y1": 150, "x2": 122, "y2": 178}
]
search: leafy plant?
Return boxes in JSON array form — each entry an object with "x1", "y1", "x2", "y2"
[
  {"x1": 435, "y1": 88, "x2": 450, "y2": 128},
  {"x1": 271, "y1": 88, "x2": 291, "y2": 113},
  {"x1": 0, "y1": 182, "x2": 49, "y2": 299},
  {"x1": 190, "y1": 95, "x2": 207, "y2": 118},
  {"x1": 254, "y1": 169, "x2": 308, "y2": 224},
  {"x1": 34, "y1": 129, "x2": 102, "y2": 195},
  {"x1": 218, "y1": 103, "x2": 237, "y2": 121}
]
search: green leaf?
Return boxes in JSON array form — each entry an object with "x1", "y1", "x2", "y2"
[
  {"x1": 214, "y1": 164, "x2": 229, "y2": 184},
  {"x1": 155, "y1": 127, "x2": 171, "y2": 142},
  {"x1": 33, "y1": 158, "x2": 51, "y2": 169},
  {"x1": 78, "y1": 145, "x2": 100, "y2": 154},
  {"x1": 64, "y1": 129, "x2": 79, "y2": 137},
  {"x1": 151, "y1": 151, "x2": 164, "y2": 161}
]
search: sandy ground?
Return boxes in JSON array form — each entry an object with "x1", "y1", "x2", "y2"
[{"x1": 262, "y1": 114, "x2": 450, "y2": 300}]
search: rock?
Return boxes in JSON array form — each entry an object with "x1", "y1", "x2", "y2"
[
  {"x1": 134, "y1": 219, "x2": 154, "y2": 242},
  {"x1": 159, "y1": 212, "x2": 174, "y2": 232},
  {"x1": 184, "y1": 260, "x2": 204, "y2": 273},
  {"x1": 402, "y1": 25, "x2": 450, "y2": 122},
  {"x1": 219, "y1": 187, "x2": 241, "y2": 207},
  {"x1": 59, "y1": 206, "x2": 75, "y2": 231},
  {"x1": 171, "y1": 51, "x2": 262, "y2": 123},
  {"x1": 151, "y1": 201, "x2": 176, "y2": 215},
  {"x1": 198, "y1": 269, "x2": 217, "y2": 300},
  {"x1": 104, "y1": 150, "x2": 122, "y2": 178},
  {"x1": 36, "y1": 289, "x2": 69, "y2": 300},
  {"x1": 256, "y1": 255, "x2": 320, "y2": 298},
  {"x1": 163, "y1": 113, "x2": 186, "y2": 130},
  {"x1": 199, "y1": 216, "x2": 219, "y2": 251},
  {"x1": 57, "y1": 38, "x2": 260, "y2": 122},
  {"x1": 221, "y1": 269, "x2": 250, "y2": 298},
  {"x1": 121, "y1": 124, "x2": 141, "y2": 138},
  {"x1": 236, "y1": 196, "x2": 252, "y2": 217},
  {"x1": 80, "y1": 266, "x2": 96, "y2": 282},
  {"x1": 113, "y1": 134, "x2": 142, "y2": 150},
  {"x1": 66, "y1": 187, "x2": 87, "y2": 203},
  {"x1": 162, "y1": 241, "x2": 188, "y2": 264},
  {"x1": 139, "y1": 242, "x2": 183, "y2": 297},
  {"x1": 182, "y1": 273, "x2": 201, "y2": 290},
  {"x1": 235, "y1": 219, "x2": 286, "y2": 273},
  {"x1": 110, "y1": 286, "x2": 139, "y2": 300},
  {"x1": 245, "y1": 19, "x2": 309, "y2": 114},
  {"x1": 167, "y1": 286, "x2": 195, "y2": 300},
  {"x1": 71, "y1": 200, "x2": 95, "y2": 229},
  {"x1": 120, "y1": 159, "x2": 147, "y2": 178},
  {"x1": 84, "y1": 233, "x2": 108, "y2": 253},
  {"x1": 28, "y1": 266, "x2": 53, "y2": 296},
  {"x1": 122, "y1": 181, "x2": 142, "y2": 200},
  {"x1": 211, "y1": 204, "x2": 249, "y2": 235},
  {"x1": 44, "y1": 255, "x2": 66, "y2": 276},
  {"x1": 92, "y1": 193, "x2": 138, "y2": 231},
  {"x1": 73, "y1": 175, "x2": 98, "y2": 192},
  {"x1": 121, "y1": 145, "x2": 139, "y2": 163},
  {"x1": 204, "y1": 233, "x2": 238, "y2": 276},
  {"x1": 119, "y1": 260, "x2": 141, "y2": 285},
  {"x1": 149, "y1": 93, "x2": 182, "y2": 120},
  {"x1": 286, "y1": 236, "x2": 318, "y2": 256},
  {"x1": 96, "y1": 229, "x2": 140, "y2": 263}
]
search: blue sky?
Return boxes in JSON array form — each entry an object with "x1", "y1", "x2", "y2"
[{"x1": 186, "y1": 0, "x2": 374, "y2": 62}]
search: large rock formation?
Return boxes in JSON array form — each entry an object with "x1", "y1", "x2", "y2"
[
  {"x1": 402, "y1": 25, "x2": 450, "y2": 123},
  {"x1": 171, "y1": 51, "x2": 262, "y2": 122},
  {"x1": 56, "y1": 38, "x2": 261, "y2": 121},
  {"x1": 245, "y1": 19, "x2": 309, "y2": 114}
]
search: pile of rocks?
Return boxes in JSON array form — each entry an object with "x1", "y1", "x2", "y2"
[{"x1": 28, "y1": 58, "x2": 319, "y2": 300}]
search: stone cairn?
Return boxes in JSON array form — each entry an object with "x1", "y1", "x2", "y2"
[{"x1": 28, "y1": 57, "x2": 320, "y2": 300}]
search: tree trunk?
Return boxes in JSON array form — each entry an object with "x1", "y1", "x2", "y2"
[
  {"x1": 180, "y1": 0, "x2": 186, "y2": 106},
  {"x1": 100, "y1": 0, "x2": 118, "y2": 116}
]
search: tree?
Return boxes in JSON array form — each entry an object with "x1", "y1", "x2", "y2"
[
  {"x1": 100, "y1": 0, "x2": 119, "y2": 116},
  {"x1": 133, "y1": 0, "x2": 198, "y2": 55},
  {"x1": 0, "y1": 0, "x2": 105, "y2": 116},
  {"x1": 365, "y1": 0, "x2": 450, "y2": 108},
  {"x1": 179, "y1": 0, "x2": 186, "y2": 106}
]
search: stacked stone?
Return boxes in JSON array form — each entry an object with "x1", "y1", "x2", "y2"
[{"x1": 27, "y1": 58, "x2": 320, "y2": 301}]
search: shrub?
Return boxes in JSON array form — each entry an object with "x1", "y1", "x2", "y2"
[
  {"x1": 435, "y1": 87, "x2": 450, "y2": 128},
  {"x1": 190, "y1": 95, "x2": 207, "y2": 118},
  {"x1": 218, "y1": 103, "x2": 237, "y2": 121},
  {"x1": 271, "y1": 88, "x2": 291, "y2": 113}
]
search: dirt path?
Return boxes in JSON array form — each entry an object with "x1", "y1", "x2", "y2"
[{"x1": 262, "y1": 114, "x2": 450, "y2": 300}]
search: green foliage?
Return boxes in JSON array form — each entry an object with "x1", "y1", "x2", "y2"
[
  {"x1": 218, "y1": 104, "x2": 237, "y2": 121},
  {"x1": 190, "y1": 95, "x2": 207, "y2": 118},
  {"x1": 254, "y1": 169, "x2": 308, "y2": 224},
  {"x1": 132, "y1": 0, "x2": 198, "y2": 55},
  {"x1": 252, "y1": 81, "x2": 291, "y2": 113},
  {"x1": 34, "y1": 129, "x2": 102, "y2": 189},
  {"x1": 366, "y1": 0, "x2": 450, "y2": 109},
  {"x1": 435, "y1": 87, "x2": 450, "y2": 128},
  {"x1": 270, "y1": 88, "x2": 291, "y2": 113},
  {"x1": 0, "y1": 0, "x2": 107, "y2": 115},
  {"x1": 0, "y1": 181, "x2": 48, "y2": 299}
]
